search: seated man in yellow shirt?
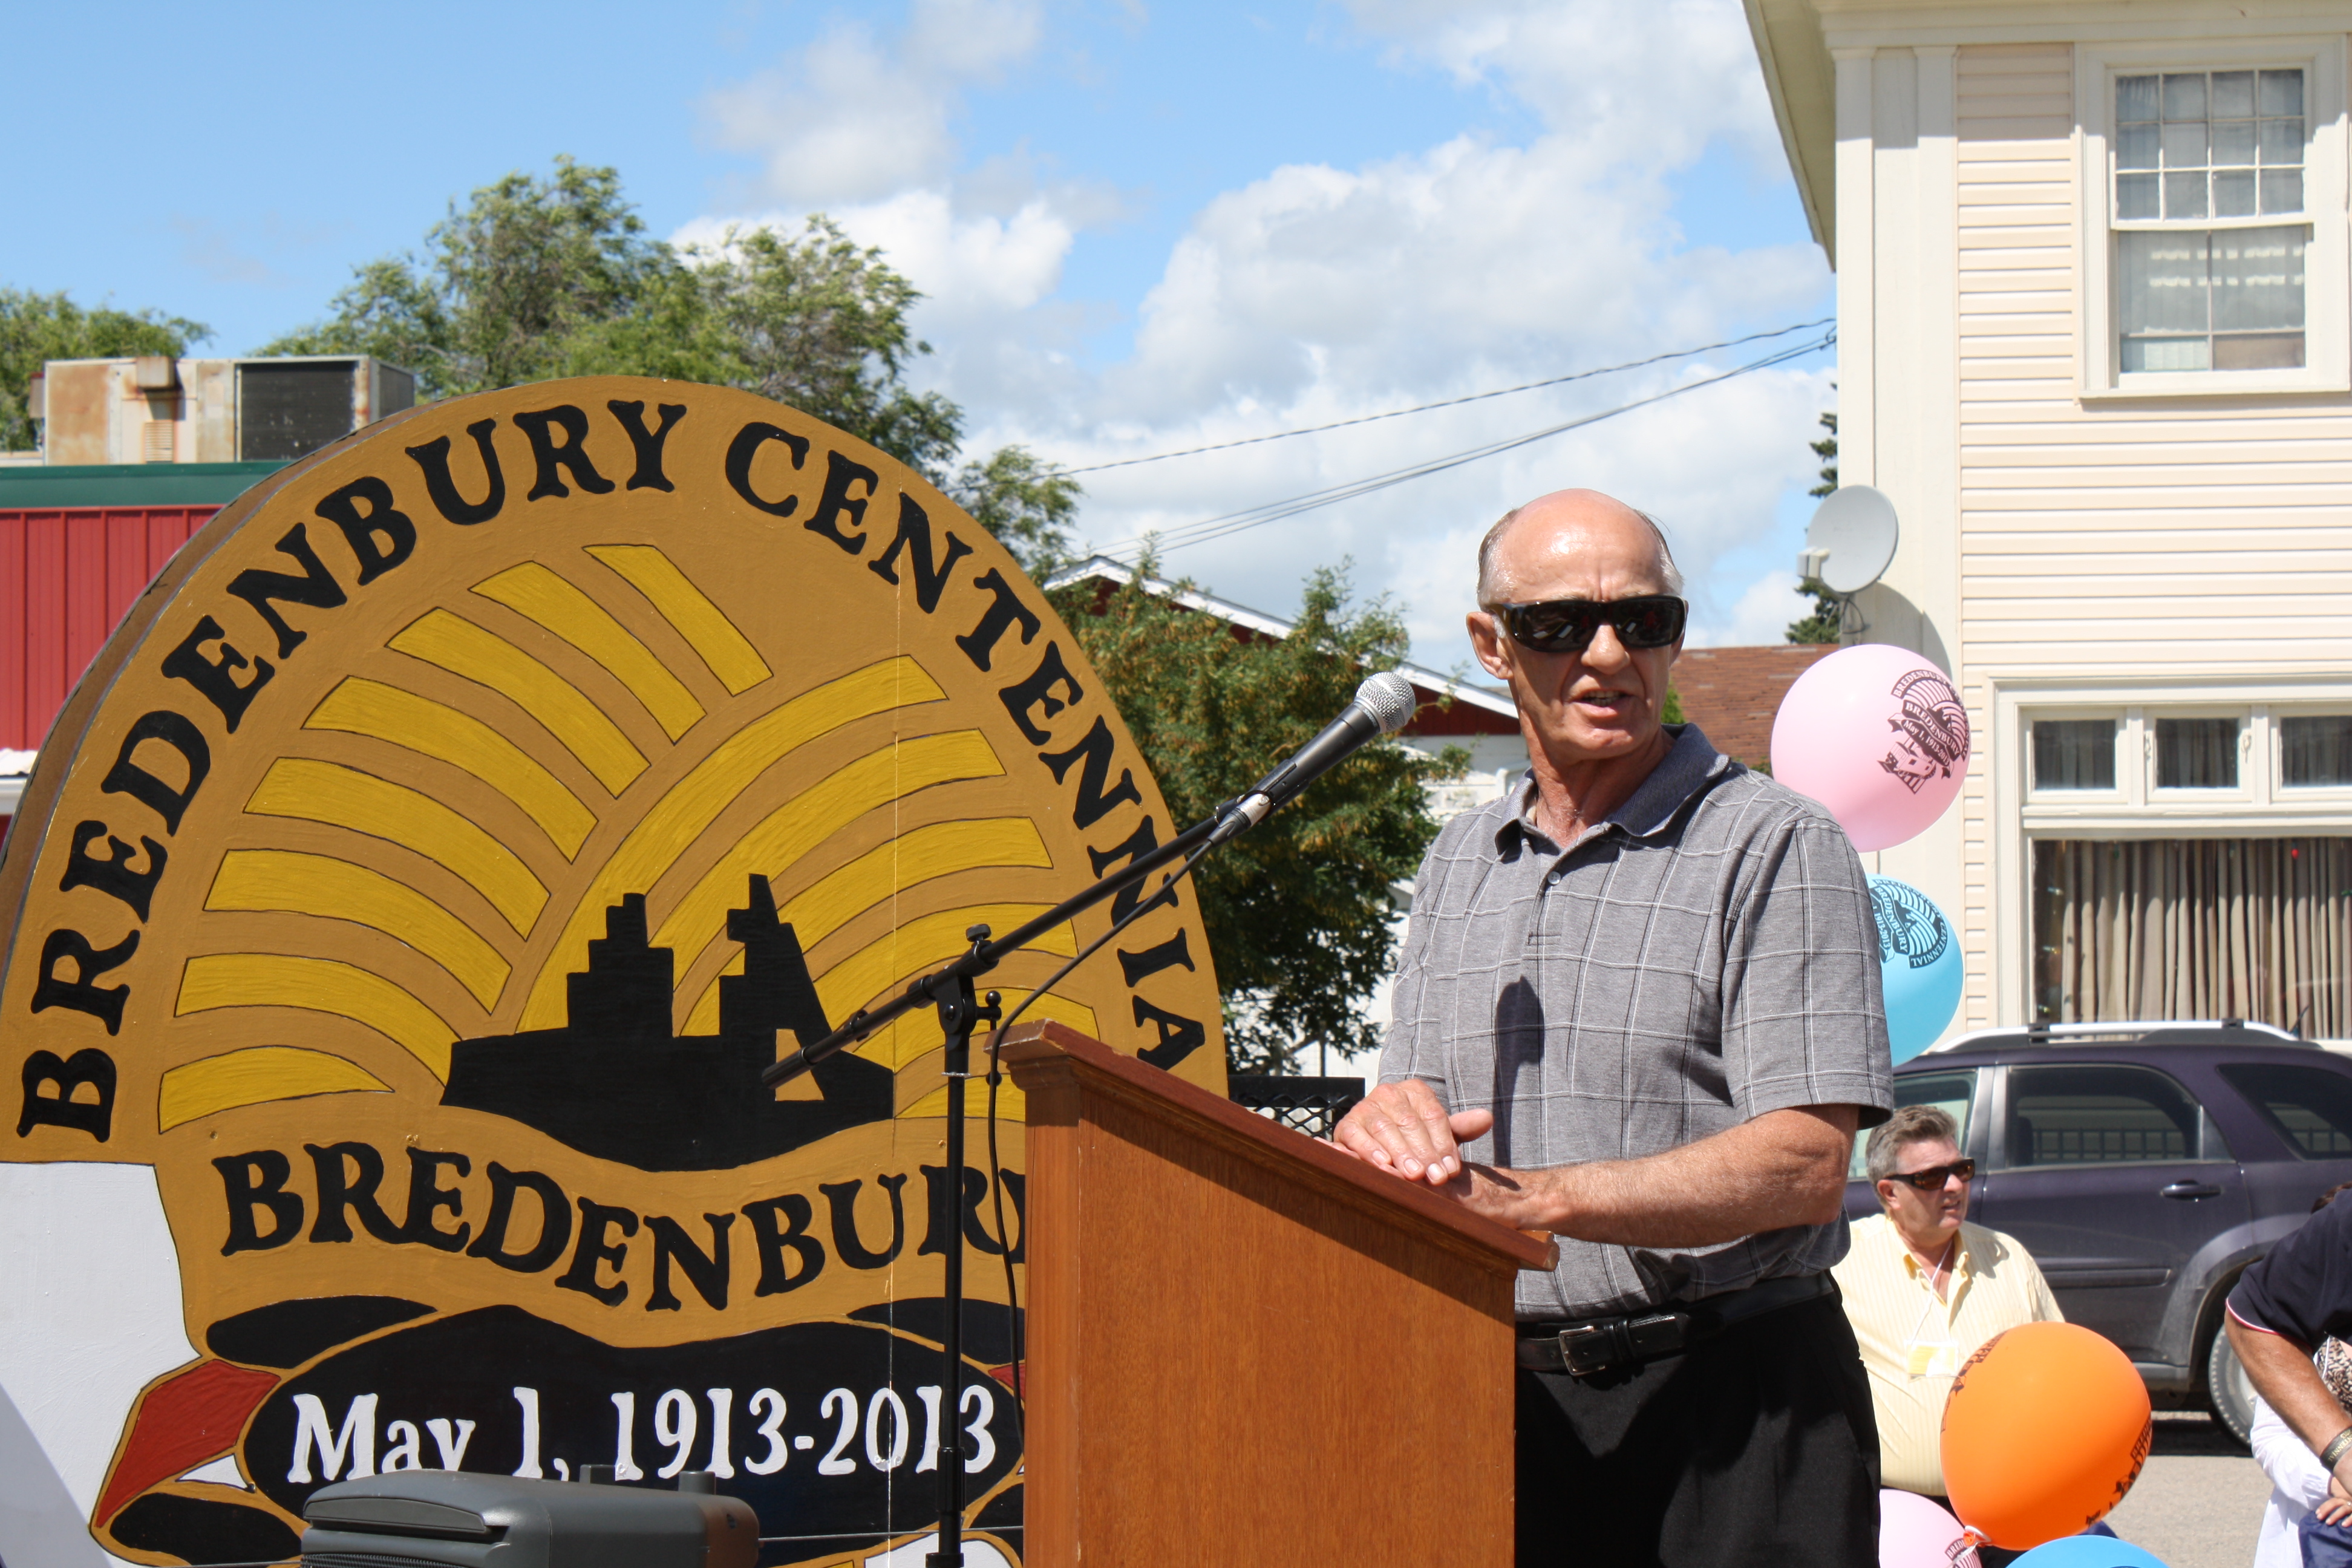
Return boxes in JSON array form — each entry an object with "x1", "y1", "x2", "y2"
[{"x1": 1832, "y1": 1103, "x2": 2063, "y2": 1503}]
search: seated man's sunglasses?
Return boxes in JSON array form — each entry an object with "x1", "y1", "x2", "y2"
[
  {"x1": 1887, "y1": 1158, "x2": 1976, "y2": 1191},
  {"x1": 1489, "y1": 595, "x2": 1688, "y2": 655}
]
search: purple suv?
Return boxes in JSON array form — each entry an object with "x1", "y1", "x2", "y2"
[{"x1": 1843, "y1": 1020, "x2": 2352, "y2": 1442}]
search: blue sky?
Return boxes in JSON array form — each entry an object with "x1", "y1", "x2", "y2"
[{"x1": 4, "y1": 0, "x2": 1835, "y2": 669}]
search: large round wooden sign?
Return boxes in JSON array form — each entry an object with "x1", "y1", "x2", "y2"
[{"x1": 1, "y1": 379, "x2": 1223, "y2": 1568}]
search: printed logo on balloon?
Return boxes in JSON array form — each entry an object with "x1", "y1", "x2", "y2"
[{"x1": 1770, "y1": 644, "x2": 1973, "y2": 1057}]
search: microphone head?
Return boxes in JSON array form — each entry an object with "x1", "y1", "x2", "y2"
[{"x1": 1354, "y1": 670, "x2": 1418, "y2": 736}]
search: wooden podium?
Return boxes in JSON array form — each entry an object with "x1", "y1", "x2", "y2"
[{"x1": 1001, "y1": 1022, "x2": 1557, "y2": 1567}]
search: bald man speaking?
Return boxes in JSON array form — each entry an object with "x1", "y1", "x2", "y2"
[{"x1": 1335, "y1": 491, "x2": 1895, "y2": 1568}]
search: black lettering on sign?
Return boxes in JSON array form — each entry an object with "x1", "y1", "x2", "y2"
[
  {"x1": 513, "y1": 406, "x2": 615, "y2": 500},
  {"x1": 59, "y1": 820, "x2": 167, "y2": 921},
  {"x1": 1040, "y1": 715, "x2": 1144, "y2": 828},
  {"x1": 1133, "y1": 998, "x2": 1207, "y2": 1071},
  {"x1": 305, "y1": 1142, "x2": 405, "y2": 1245},
  {"x1": 405, "y1": 420, "x2": 506, "y2": 526},
  {"x1": 820, "y1": 1174, "x2": 907, "y2": 1269},
  {"x1": 645, "y1": 1213, "x2": 734, "y2": 1312},
  {"x1": 606, "y1": 400, "x2": 686, "y2": 492},
  {"x1": 918, "y1": 1165, "x2": 1015, "y2": 1260},
  {"x1": 215, "y1": 1149, "x2": 304, "y2": 1254},
  {"x1": 30, "y1": 928, "x2": 139, "y2": 1034},
  {"x1": 102, "y1": 710, "x2": 211, "y2": 834},
  {"x1": 1117, "y1": 929, "x2": 1195, "y2": 986},
  {"x1": 313, "y1": 477, "x2": 416, "y2": 585},
  {"x1": 955, "y1": 569, "x2": 1040, "y2": 671},
  {"x1": 742, "y1": 1193, "x2": 825, "y2": 1296},
  {"x1": 805, "y1": 450, "x2": 878, "y2": 554},
  {"x1": 160, "y1": 616, "x2": 272, "y2": 732},
  {"x1": 17, "y1": 1047, "x2": 116, "y2": 1140},
  {"x1": 556, "y1": 1199, "x2": 638, "y2": 1307},
  {"x1": 999, "y1": 642, "x2": 1084, "y2": 745},
  {"x1": 226, "y1": 523, "x2": 348, "y2": 659},
  {"x1": 724, "y1": 422, "x2": 811, "y2": 517},
  {"x1": 465, "y1": 1162, "x2": 573, "y2": 1273},
  {"x1": 399, "y1": 1149, "x2": 471, "y2": 1252},
  {"x1": 1088, "y1": 817, "x2": 1179, "y2": 923},
  {"x1": 867, "y1": 494, "x2": 973, "y2": 613}
]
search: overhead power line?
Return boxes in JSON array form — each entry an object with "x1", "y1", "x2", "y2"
[
  {"x1": 1053, "y1": 318, "x2": 1834, "y2": 477},
  {"x1": 1097, "y1": 327, "x2": 1835, "y2": 563}
]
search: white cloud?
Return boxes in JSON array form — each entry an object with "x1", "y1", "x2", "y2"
[
  {"x1": 700, "y1": 0, "x2": 1045, "y2": 207},
  {"x1": 1694, "y1": 569, "x2": 1817, "y2": 648},
  {"x1": 687, "y1": 0, "x2": 1834, "y2": 667}
]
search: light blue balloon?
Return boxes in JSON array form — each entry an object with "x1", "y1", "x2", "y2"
[
  {"x1": 1867, "y1": 875, "x2": 1964, "y2": 1063},
  {"x1": 2010, "y1": 1535, "x2": 2167, "y2": 1568}
]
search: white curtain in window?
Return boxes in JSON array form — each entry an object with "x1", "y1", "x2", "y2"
[{"x1": 2035, "y1": 838, "x2": 2352, "y2": 1035}]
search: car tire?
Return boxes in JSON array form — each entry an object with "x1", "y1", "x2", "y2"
[{"x1": 2209, "y1": 1326, "x2": 2256, "y2": 1446}]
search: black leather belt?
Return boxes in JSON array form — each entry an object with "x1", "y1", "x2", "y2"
[{"x1": 1516, "y1": 1272, "x2": 1837, "y2": 1378}]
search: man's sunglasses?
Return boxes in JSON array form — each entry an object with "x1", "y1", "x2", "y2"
[
  {"x1": 1887, "y1": 1158, "x2": 1976, "y2": 1191},
  {"x1": 1489, "y1": 595, "x2": 1688, "y2": 655}
]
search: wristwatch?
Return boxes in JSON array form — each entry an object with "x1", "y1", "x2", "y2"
[{"x1": 2320, "y1": 1426, "x2": 2352, "y2": 1472}]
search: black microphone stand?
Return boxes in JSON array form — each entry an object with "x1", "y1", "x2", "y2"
[{"x1": 760, "y1": 808, "x2": 1226, "y2": 1567}]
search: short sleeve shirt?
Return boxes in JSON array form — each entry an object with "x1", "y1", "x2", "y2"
[
  {"x1": 2232, "y1": 1194, "x2": 2352, "y2": 1344},
  {"x1": 1379, "y1": 724, "x2": 1896, "y2": 1319}
]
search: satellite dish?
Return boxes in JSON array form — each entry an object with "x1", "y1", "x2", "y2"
[{"x1": 1805, "y1": 484, "x2": 1900, "y2": 595}]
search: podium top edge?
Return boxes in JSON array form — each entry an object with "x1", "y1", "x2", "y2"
[{"x1": 998, "y1": 1021, "x2": 1558, "y2": 1273}]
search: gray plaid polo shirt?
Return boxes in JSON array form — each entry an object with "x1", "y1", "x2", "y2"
[{"x1": 1379, "y1": 723, "x2": 1895, "y2": 1320}]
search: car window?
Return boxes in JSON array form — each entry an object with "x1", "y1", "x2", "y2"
[
  {"x1": 2218, "y1": 1062, "x2": 2352, "y2": 1159},
  {"x1": 2005, "y1": 1063, "x2": 2212, "y2": 1166},
  {"x1": 1849, "y1": 1070, "x2": 1977, "y2": 1181}
]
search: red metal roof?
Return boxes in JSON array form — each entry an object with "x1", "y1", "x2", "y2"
[{"x1": 0, "y1": 507, "x2": 217, "y2": 750}]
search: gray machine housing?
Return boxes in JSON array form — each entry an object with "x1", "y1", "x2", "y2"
[{"x1": 300, "y1": 1471, "x2": 758, "y2": 1568}]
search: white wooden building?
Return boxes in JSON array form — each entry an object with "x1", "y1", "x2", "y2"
[{"x1": 1748, "y1": 0, "x2": 2352, "y2": 1038}]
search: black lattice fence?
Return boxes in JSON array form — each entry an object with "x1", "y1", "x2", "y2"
[{"x1": 1227, "y1": 1075, "x2": 1365, "y2": 1140}]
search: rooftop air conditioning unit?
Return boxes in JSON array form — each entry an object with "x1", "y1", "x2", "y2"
[{"x1": 237, "y1": 356, "x2": 416, "y2": 463}]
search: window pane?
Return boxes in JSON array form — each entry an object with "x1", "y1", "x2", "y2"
[
  {"x1": 2215, "y1": 226, "x2": 2306, "y2": 330},
  {"x1": 2121, "y1": 230, "x2": 2210, "y2": 333},
  {"x1": 2163, "y1": 120, "x2": 2209, "y2": 169},
  {"x1": 2213, "y1": 119, "x2": 2258, "y2": 166},
  {"x1": 2007, "y1": 1065, "x2": 2202, "y2": 1166},
  {"x1": 2261, "y1": 169, "x2": 2305, "y2": 215},
  {"x1": 2117, "y1": 173, "x2": 2160, "y2": 218},
  {"x1": 2166, "y1": 171, "x2": 2209, "y2": 218},
  {"x1": 1849, "y1": 1070, "x2": 1977, "y2": 1180},
  {"x1": 2213, "y1": 333, "x2": 2307, "y2": 370},
  {"x1": 2261, "y1": 116, "x2": 2306, "y2": 164},
  {"x1": 2215, "y1": 171, "x2": 2258, "y2": 216},
  {"x1": 2033, "y1": 719, "x2": 2118, "y2": 790},
  {"x1": 2218, "y1": 1064, "x2": 2352, "y2": 1158},
  {"x1": 2164, "y1": 73, "x2": 2208, "y2": 120},
  {"x1": 2118, "y1": 74, "x2": 2159, "y2": 122},
  {"x1": 2123, "y1": 337, "x2": 2212, "y2": 372},
  {"x1": 2261, "y1": 69, "x2": 2305, "y2": 117},
  {"x1": 2212, "y1": 71, "x2": 2256, "y2": 119},
  {"x1": 2282, "y1": 716, "x2": 2352, "y2": 786},
  {"x1": 2034, "y1": 838, "x2": 2352, "y2": 1033},
  {"x1": 2157, "y1": 716, "x2": 2240, "y2": 787},
  {"x1": 2118, "y1": 123, "x2": 2161, "y2": 170}
]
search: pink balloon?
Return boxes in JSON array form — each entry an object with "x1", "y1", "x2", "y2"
[
  {"x1": 1881, "y1": 1488, "x2": 1978, "y2": 1568},
  {"x1": 1771, "y1": 644, "x2": 1970, "y2": 852}
]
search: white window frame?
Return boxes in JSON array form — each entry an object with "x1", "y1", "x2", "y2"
[
  {"x1": 2076, "y1": 35, "x2": 2351, "y2": 397},
  {"x1": 1994, "y1": 676, "x2": 2352, "y2": 1025}
]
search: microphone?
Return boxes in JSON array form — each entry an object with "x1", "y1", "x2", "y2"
[{"x1": 1209, "y1": 671, "x2": 1418, "y2": 845}]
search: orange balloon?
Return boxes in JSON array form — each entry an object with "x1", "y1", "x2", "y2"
[{"x1": 1941, "y1": 1321, "x2": 2153, "y2": 1550}]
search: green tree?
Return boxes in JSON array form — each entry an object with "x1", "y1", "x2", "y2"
[
  {"x1": 269, "y1": 161, "x2": 1060, "y2": 535},
  {"x1": 1789, "y1": 405, "x2": 1843, "y2": 642},
  {"x1": 0, "y1": 289, "x2": 209, "y2": 451},
  {"x1": 1053, "y1": 561, "x2": 1462, "y2": 1074}
]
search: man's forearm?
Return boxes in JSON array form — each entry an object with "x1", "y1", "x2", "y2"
[
  {"x1": 2232, "y1": 1313, "x2": 2349, "y2": 1460},
  {"x1": 1460, "y1": 1105, "x2": 1857, "y2": 1245}
]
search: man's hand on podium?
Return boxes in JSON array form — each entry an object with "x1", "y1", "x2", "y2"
[{"x1": 1332, "y1": 1079, "x2": 1562, "y2": 1229}]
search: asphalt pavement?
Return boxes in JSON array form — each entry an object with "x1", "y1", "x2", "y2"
[{"x1": 2102, "y1": 1412, "x2": 2270, "y2": 1568}]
